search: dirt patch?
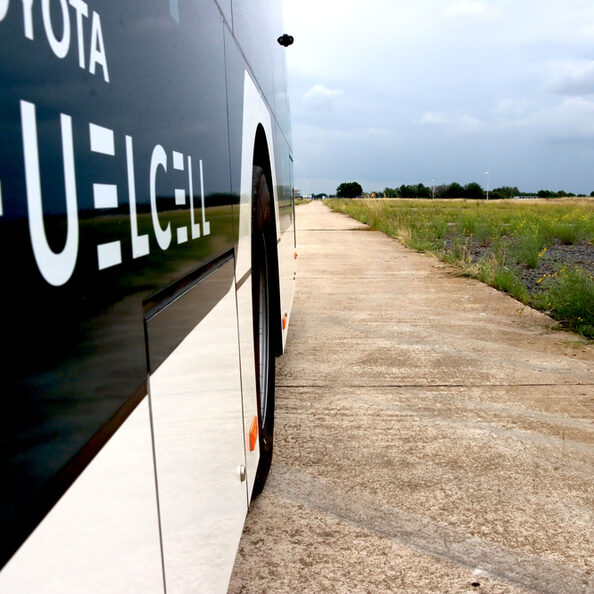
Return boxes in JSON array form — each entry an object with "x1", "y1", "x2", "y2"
[
  {"x1": 442, "y1": 238, "x2": 594, "y2": 295},
  {"x1": 522, "y1": 242, "x2": 594, "y2": 293}
]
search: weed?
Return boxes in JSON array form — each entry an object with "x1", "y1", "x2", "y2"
[
  {"x1": 492, "y1": 265, "x2": 529, "y2": 301},
  {"x1": 326, "y1": 198, "x2": 594, "y2": 338},
  {"x1": 533, "y1": 267, "x2": 594, "y2": 338},
  {"x1": 513, "y1": 233, "x2": 546, "y2": 269}
]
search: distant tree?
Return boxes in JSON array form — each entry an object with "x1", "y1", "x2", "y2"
[
  {"x1": 395, "y1": 183, "x2": 431, "y2": 198},
  {"x1": 464, "y1": 182, "x2": 485, "y2": 199},
  {"x1": 336, "y1": 181, "x2": 363, "y2": 198},
  {"x1": 590, "y1": 191, "x2": 594, "y2": 197},
  {"x1": 537, "y1": 189, "x2": 565, "y2": 198},
  {"x1": 441, "y1": 182, "x2": 464, "y2": 198},
  {"x1": 384, "y1": 186, "x2": 399, "y2": 198},
  {"x1": 415, "y1": 183, "x2": 432, "y2": 198},
  {"x1": 312, "y1": 193, "x2": 328, "y2": 199},
  {"x1": 398, "y1": 184, "x2": 413, "y2": 198},
  {"x1": 490, "y1": 186, "x2": 519, "y2": 200},
  {"x1": 433, "y1": 184, "x2": 449, "y2": 198}
]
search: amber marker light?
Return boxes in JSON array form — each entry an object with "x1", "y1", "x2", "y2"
[{"x1": 249, "y1": 416, "x2": 258, "y2": 451}]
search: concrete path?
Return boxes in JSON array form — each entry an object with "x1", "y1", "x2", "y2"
[{"x1": 229, "y1": 201, "x2": 594, "y2": 594}]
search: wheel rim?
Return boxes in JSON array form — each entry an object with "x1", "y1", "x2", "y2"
[{"x1": 256, "y1": 235, "x2": 270, "y2": 425}]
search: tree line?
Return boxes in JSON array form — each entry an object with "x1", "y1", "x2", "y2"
[
  {"x1": 333, "y1": 181, "x2": 591, "y2": 199},
  {"x1": 383, "y1": 182, "x2": 515, "y2": 200}
]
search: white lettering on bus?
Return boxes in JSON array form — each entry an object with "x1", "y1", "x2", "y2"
[
  {"x1": 0, "y1": 0, "x2": 9, "y2": 20},
  {"x1": 2, "y1": 0, "x2": 109, "y2": 81},
  {"x1": 198, "y1": 158, "x2": 211, "y2": 236},
  {"x1": 187, "y1": 157, "x2": 211, "y2": 239},
  {"x1": 187, "y1": 156, "x2": 201, "y2": 239},
  {"x1": 22, "y1": 0, "x2": 35, "y2": 39},
  {"x1": 42, "y1": 0, "x2": 70, "y2": 59},
  {"x1": 21, "y1": 99, "x2": 79, "y2": 286},
  {"x1": 89, "y1": 122, "x2": 121, "y2": 270},
  {"x1": 19, "y1": 100, "x2": 212, "y2": 283},
  {"x1": 172, "y1": 151, "x2": 188, "y2": 244},
  {"x1": 68, "y1": 0, "x2": 88, "y2": 69},
  {"x1": 150, "y1": 145, "x2": 172, "y2": 251},
  {"x1": 126, "y1": 135, "x2": 150, "y2": 259},
  {"x1": 88, "y1": 10, "x2": 108, "y2": 82}
]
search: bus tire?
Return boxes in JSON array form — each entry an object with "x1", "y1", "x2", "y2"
[{"x1": 251, "y1": 166, "x2": 276, "y2": 496}]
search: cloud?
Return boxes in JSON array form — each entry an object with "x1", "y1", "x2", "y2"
[
  {"x1": 284, "y1": 0, "x2": 594, "y2": 194},
  {"x1": 419, "y1": 112, "x2": 450, "y2": 125},
  {"x1": 550, "y1": 61, "x2": 594, "y2": 96},
  {"x1": 513, "y1": 97, "x2": 594, "y2": 143},
  {"x1": 442, "y1": 0, "x2": 496, "y2": 22},
  {"x1": 419, "y1": 111, "x2": 482, "y2": 133},
  {"x1": 492, "y1": 98, "x2": 530, "y2": 117},
  {"x1": 303, "y1": 84, "x2": 344, "y2": 110},
  {"x1": 367, "y1": 128, "x2": 390, "y2": 138},
  {"x1": 421, "y1": 97, "x2": 594, "y2": 144}
]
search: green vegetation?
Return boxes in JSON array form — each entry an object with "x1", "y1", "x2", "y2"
[
  {"x1": 336, "y1": 181, "x2": 363, "y2": 198},
  {"x1": 294, "y1": 197, "x2": 311, "y2": 205},
  {"x1": 327, "y1": 198, "x2": 594, "y2": 338},
  {"x1": 378, "y1": 182, "x2": 588, "y2": 200}
]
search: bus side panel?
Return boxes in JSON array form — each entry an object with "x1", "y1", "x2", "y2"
[
  {"x1": 231, "y1": 0, "x2": 276, "y2": 112},
  {"x1": 231, "y1": 0, "x2": 291, "y2": 146},
  {"x1": 0, "y1": 398, "x2": 163, "y2": 594},
  {"x1": 226, "y1": 7, "x2": 295, "y2": 353},
  {"x1": 269, "y1": 2, "x2": 293, "y2": 150},
  {"x1": 224, "y1": 27, "x2": 261, "y2": 496},
  {"x1": 148, "y1": 257, "x2": 248, "y2": 593},
  {"x1": 214, "y1": 0, "x2": 232, "y2": 24},
  {"x1": 273, "y1": 127, "x2": 297, "y2": 348},
  {"x1": 0, "y1": 0, "x2": 235, "y2": 567},
  {"x1": 0, "y1": 0, "x2": 293, "y2": 588}
]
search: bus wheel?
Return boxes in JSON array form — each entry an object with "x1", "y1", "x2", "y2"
[{"x1": 251, "y1": 166, "x2": 275, "y2": 496}]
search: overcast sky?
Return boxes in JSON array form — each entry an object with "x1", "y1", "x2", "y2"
[{"x1": 282, "y1": 0, "x2": 594, "y2": 196}]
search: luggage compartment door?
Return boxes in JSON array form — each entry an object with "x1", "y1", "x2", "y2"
[{"x1": 146, "y1": 256, "x2": 248, "y2": 592}]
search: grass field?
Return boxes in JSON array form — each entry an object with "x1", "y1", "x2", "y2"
[{"x1": 326, "y1": 198, "x2": 594, "y2": 339}]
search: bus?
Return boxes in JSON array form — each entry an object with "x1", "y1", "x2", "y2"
[{"x1": 0, "y1": 0, "x2": 295, "y2": 591}]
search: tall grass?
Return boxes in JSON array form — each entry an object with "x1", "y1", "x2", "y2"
[
  {"x1": 327, "y1": 198, "x2": 594, "y2": 338},
  {"x1": 533, "y1": 267, "x2": 594, "y2": 337}
]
